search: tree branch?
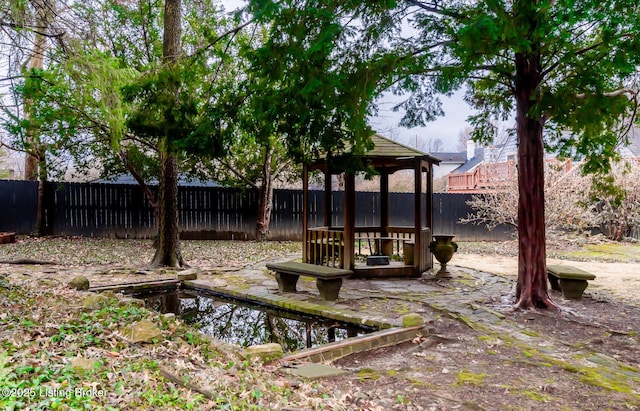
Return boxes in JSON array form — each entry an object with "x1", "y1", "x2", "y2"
[
  {"x1": 219, "y1": 159, "x2": 260, "y2": 190},
  {"x1": 542, "y1": 33, "x2": 634, "y2": 78},
  {"x1": 188, "y1": 19, "x2": 254, "y2": 62},
  {"x1": 576, "y1": 88, "x2": 638, "y2": 100},
  {"x1": 272, "y1": 159, "x2": 293, "y2": 181},
  {"x1": 404, "y1": 0, "x2": 462, "y2": 18},
  {"x1": 118, "y1": 149, "x2": 158, "y2": 208},
  {"x1": 0, "y1": 74, "x2": 26, "y2": 83},
  {"x1": 0, "y1": 20, "x2": 64, "y2": 38},
  {"x1": 0, "y1": 141, "x2": 29, "y2": 155}
]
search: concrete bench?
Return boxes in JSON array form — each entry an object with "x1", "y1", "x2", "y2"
[
  {"x1": 266, "y1": 261, "x2": 353, "y2": 301},
  {"x1": 547, "y1": 264, "x2": 596, "y2": 300}
]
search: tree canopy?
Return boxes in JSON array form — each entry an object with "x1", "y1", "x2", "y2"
[{"x1": 248, "y1": 0, "x2": 640, "y2": 308}]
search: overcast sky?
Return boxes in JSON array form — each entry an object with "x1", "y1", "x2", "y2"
[
  {"x1": 369, "y1": 90, "x2": 472, "y2": 151},
  {"x1": 220, "y1": 0, "x2": 473, "y2": 152}
]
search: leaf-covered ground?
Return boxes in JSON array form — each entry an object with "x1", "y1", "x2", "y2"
[
  {"x1": 0, "y1": 237, "x2": 367, "y2": 410},
  {"x1": 0, "y1": 277, "x2": 359, "y2": 410},
  {"x1": 1, "y1": 236, "x2": 639, "y2": 410},
  {"x1": 0, "y1": 236, "x2": 300, "y2": 267}
]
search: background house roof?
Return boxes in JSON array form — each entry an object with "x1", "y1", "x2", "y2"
[
  {"x1": 91, "y1": 174, "x2": 219, "y2": 187},
  {"x1": 454, "y1": 155, "x2": 485, "y2": 174},
  {"x1": 431, "y1": 152, "x2": 467, "y2": 163}
]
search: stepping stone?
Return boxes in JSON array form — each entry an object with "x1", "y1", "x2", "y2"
[{"x1": 287, "y1": 363, "x2": 349, "y2": 380}]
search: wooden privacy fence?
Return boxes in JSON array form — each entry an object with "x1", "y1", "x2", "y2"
[{"x1": 0, "y1": 180, "x2": 513, "y2": 241}]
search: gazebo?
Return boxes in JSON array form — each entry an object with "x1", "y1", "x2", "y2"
[{"x1": 302, "y1": 134, "x2": 441, "y2": 278}]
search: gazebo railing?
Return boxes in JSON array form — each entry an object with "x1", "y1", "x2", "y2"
[
  {"x1": 354, "y1": 226, "x2": 415, "y2": 257},
  {"x1": 304, "y1": 227, "x2": 345, "y2": 268},
  {"x1": 304, "y1": 226, "x2": 432, "y2": 272}
]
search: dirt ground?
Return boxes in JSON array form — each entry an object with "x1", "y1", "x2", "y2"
[
  {"x1": 454, "y1": 253, "x2": 640, "y2": 305},
  {"x1": 323, "y1": 244, "x2": 640, "y2": 410},
  {"x1": 1, "y1": 237, "x2": 639, "y2": 410}
]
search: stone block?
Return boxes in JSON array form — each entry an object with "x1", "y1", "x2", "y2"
[
  {"x1": 68, "y1": 276, "x2": 90, "y2": 291},
  {"x1": 288, "y1": 364, "x2": 349, "y2": 380},
  {"x1": 177, "y1": 268, "x2": 200, "y2": 281},
  {"x1": 402, "y1": 313, "x2": 425, "y2": 327},
  {"x1": 245, "y1": 343, "x2": 283, "y2": 363},
  {"x1": 121, "y1": 320, "x2": 163, "y2": 343}
]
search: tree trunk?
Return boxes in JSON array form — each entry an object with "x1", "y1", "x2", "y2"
[
  {"x1": 256, "y1": 149, "x2": 273, "y2": 241},
  {"x1": 25, "y1": 154, "x2": 38, "y2": 181},
  {"x1": 150, "y1": 0, "x2": 183, "y2": 267},
  {"x1": 162, "y1": 0, "x2": 182, "y2": 64},
  {"x1": 151, "y1": 149, "x2": 182, "y2": 267},
  {"x1": 24, "y1": 0, "x2": 51, "y2": 182},
  {"x1": 513, "y1": 46, "x2": 555, "y2": 310},
  {"x1": 34, "y1": 154, "x2": 47, "y2": 236}
]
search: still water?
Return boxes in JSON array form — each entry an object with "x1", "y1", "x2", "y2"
[{"x1": 141, "y1": 290, "x2": 375, "y2": 352}]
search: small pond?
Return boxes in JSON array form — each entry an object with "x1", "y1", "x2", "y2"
[{"x1": 136, "y1": 289, "x2": 376, "y2": 352}]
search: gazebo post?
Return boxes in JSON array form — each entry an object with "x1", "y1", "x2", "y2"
[
  {"x1": 324, "y1": 170, "x2": 332, "y2": 227},
  {"x1": 426, "y1": 161, "x2": 434, "y2": 269},
  {"x1": 380, "y1": 169, "x2": 391, "y2": 255},
  {"x1": 414, "y1": 158, "x2": 423, "y2": 275},
  {"x1": 380, "y1": 170, "x2": 389, "y2": 234},
  {"x1": 343, "y1": 172, "x2": 355, "y2": 270},
  {"x1": 302, "y1": 163, "x2": 309, "y2": 263}
]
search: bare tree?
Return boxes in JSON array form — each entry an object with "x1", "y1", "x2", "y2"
[
  {"x1": 405, "y1": 135, "x2": 444, "y2": 153},
  {"x1": 456, "y1": 126, "x2": 473, "y2": 152}
]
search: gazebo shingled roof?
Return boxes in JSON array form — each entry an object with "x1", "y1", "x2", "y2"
[{"x1": 309, "y1": 134, "x2": 441, "y2": 173}]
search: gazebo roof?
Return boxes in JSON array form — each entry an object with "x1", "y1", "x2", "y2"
[
  {"x1": 309, "y1": 133, "x2": 441, "y2": 173},
  {"x1": 366, "y1": 134, "x2": 434, "y2": 158}
]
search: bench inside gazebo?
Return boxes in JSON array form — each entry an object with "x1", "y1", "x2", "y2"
[{"x1": 301, "y1": 134, "x2": 441, "y2": 279}]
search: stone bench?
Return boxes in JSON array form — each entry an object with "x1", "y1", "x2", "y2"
[
  {"x1": 266, "y1": 261, "x2": 353, "y2": 301},
  {"x1": 547, "y1": 264, "x2": 596, "y2": 300}
]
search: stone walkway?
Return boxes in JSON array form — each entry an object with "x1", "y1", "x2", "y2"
[{"x1": 210, "y1": 258, "x2": 640, "y2": 387}]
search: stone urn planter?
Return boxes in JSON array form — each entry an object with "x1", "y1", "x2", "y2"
[{"x1": 429, "y1": 234, "x2": 458, "y2": 279}]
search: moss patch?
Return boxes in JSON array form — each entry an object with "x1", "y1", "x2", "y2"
[{"x1": 456, "y1": 370, "x2": 487, "y2": 385}]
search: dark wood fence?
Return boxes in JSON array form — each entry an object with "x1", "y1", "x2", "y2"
[{"x1": 0, "y1": 180, "x2": 513, "y2": 241}]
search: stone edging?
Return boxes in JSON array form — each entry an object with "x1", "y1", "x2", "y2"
[
  {"x1": 281, "y1": 325, "x2": 426, "y2": 363},
  {"x1": 183, "y1": 279, "x2": 398, "y2": 330}
]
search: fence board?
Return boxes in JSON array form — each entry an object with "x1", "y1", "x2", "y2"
[
  {"x1": 0, "y1": 180, "x2": 516, "y2": 241},
  {"x1": 433, "y1": 193, "x2": 514, "y2": 241},
  {"x1": 0, "y1": 180, "x2": 38, "y2": 234}
]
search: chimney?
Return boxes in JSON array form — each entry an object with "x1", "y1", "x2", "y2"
[{"x1": 466, "y1": 140, "x2": 475, "y2": 160}]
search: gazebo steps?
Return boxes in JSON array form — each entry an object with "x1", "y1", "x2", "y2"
[{"x1": 352, "y1": 262, "x2": 419, "y2": 278}]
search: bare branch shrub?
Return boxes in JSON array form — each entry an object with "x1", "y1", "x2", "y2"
[
  {"x1": 461, "y1": 158, "x2": 640, "y2": 240},
  {"x1": 461, "y1": 160, "x2": 591, "y2": 232},
  {"x1": 589, "y1": 159, "x2": 640, "y2": 240},
  {"x1": 544, "y1": 162, "x2": 593, "y2": 232},
  {"x1": 459, "y1": 163, "x2": 519, "y2": 230}
]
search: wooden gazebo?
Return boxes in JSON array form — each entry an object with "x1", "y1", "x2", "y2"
[{"x1": 302, "y1": 134, "x2": 441, "y2": 278}]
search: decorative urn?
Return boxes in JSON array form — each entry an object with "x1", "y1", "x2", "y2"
[{"x1": 429, "y1": 234, "x2": 458, "y2": 279}]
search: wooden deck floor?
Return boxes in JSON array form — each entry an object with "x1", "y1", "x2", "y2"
[{"x1": 352, "y1": 261, "x2": 419, "y2": 278}]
